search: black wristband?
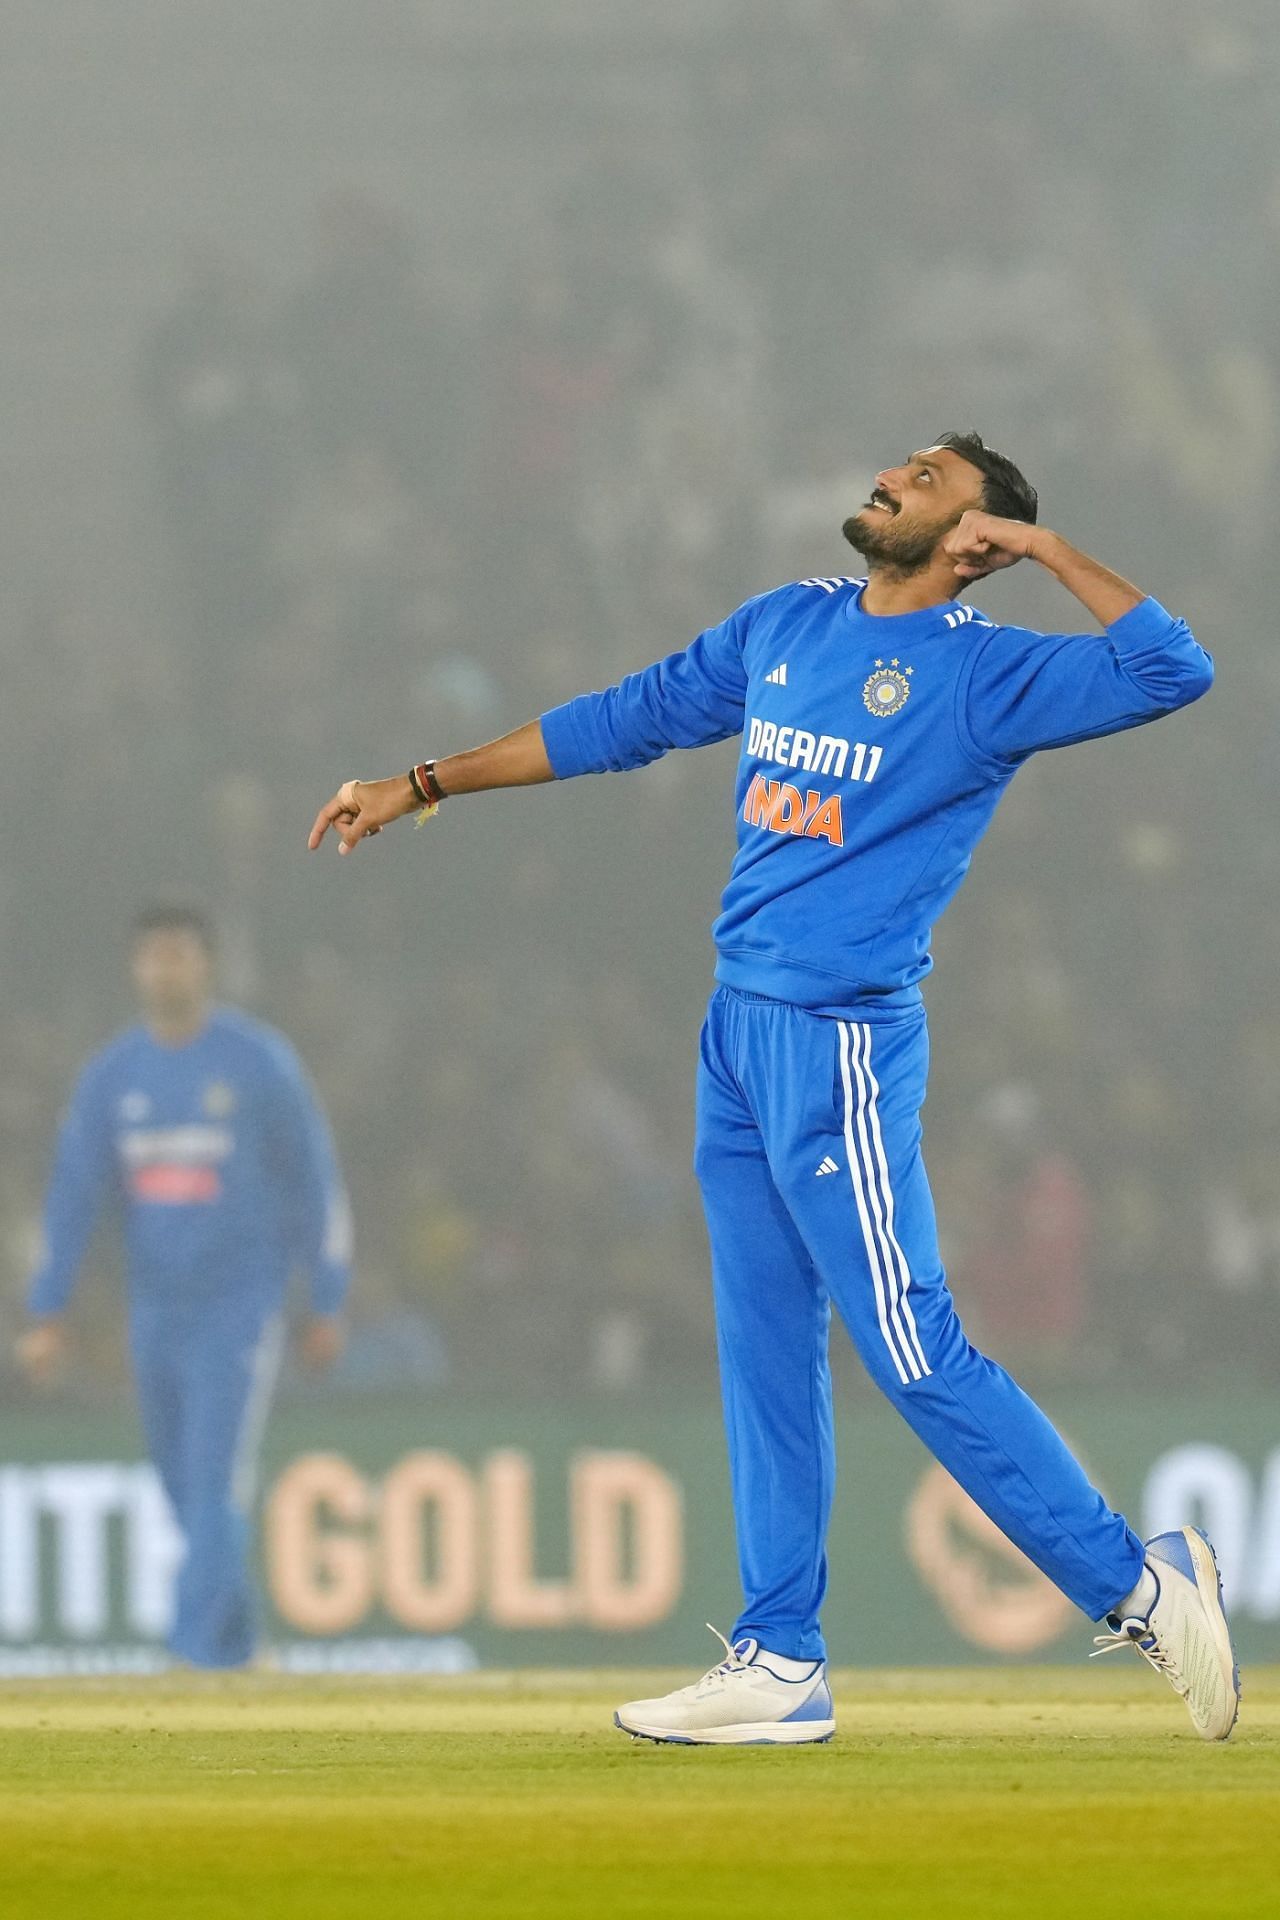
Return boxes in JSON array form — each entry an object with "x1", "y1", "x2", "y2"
[{"x1": 410, "y1": 761, "x2": 446, "y2": 806}]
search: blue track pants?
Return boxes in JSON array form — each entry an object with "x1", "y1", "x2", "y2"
[
  {"x1": 129, "y1": 1298, "x2": 284, "y2": 1668},
  {"x1": 693, "y1": 987, "x2": 1144, "y2": 1662}
]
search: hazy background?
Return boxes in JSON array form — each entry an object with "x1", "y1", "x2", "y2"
[{"x1": 2, "y1": 0, "x2": 1276, "y2": 1410}]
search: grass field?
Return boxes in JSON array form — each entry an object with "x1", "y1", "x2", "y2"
[{"x1": 1, "y1": 1666, "x2": 1277, "y2": 1919}]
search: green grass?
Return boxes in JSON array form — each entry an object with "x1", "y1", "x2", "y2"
[{"x1": 0, "y1": 1667, "x2": 1277, "y2": 1919}]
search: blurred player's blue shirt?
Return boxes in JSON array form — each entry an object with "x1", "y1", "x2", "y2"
[
  {"x1": 541, "y1": 579, "x2": 1213, "y2": 1012},
  {"x1": 29, "y1": 1007, "x2": 351, "y2": 1318}
]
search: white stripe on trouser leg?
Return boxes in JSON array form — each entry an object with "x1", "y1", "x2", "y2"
[
  {"x1": 840, "y1": 1024, "x2": 928, "y2": 1383},
  {"x1": 837, "y1": 1023, "x2": 912, "y2": 1386},
  {"x1": 852, "y1": 1036, "x2": 932, "y2": 1382},
  {"x1": 231, "y1": 1313, "x2": 286, "y2": 1512},
  {"x1": 852, "y1": 1029, "x2": 932, "y2": 1374}
]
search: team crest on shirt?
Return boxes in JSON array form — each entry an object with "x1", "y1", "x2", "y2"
[
  {"x1": 862, "y1": 659, "x2": 913, "y2": 719},
  {"x1": 202, "y1": 1080, "x2": 237, "y2": 1118}
]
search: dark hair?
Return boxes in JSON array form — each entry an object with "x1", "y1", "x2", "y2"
[
  {"x1": 132, "y1": 904, "x2": 215, "y2": 952},
  {"x1": 933, "y1": 430, "x2": 1038, "y2": 524}
]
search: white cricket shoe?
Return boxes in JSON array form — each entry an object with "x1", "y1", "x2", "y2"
[
  {"x1": 614, "y1": 1625, "x2": 834, "y2": 1745},
  {"x1": 1091, "y1": 1526, "x2": 1240, "y2": 1741}
]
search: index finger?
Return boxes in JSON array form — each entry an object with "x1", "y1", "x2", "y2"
[{"x1": 308, "y1": 793, "x2": 351, "y2": 851}]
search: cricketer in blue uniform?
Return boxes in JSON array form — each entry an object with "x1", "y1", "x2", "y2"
[
  {"x1": 310, "y1": 431, "x2": 1234, "y2": 1740},
  {"x1": 25, "y1": 909, "x2": 352, "y2": 1669},
  {"x1": 537, "y1": 490, "x2": 1214, "y2": 1654}
]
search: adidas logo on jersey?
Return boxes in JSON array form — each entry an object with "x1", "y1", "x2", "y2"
[
  {"x1": 815, "y1": 1156, "x2": 839, "y2": 1176},
  {"x1": 765, "y1": 664, "x2": 788, "y2": 686}
]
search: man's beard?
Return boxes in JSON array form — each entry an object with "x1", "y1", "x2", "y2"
[{"x1": 842, "y1": 507, "x2": 951, "y2": 577}]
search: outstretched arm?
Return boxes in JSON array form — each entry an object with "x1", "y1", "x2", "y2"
[
  {"x1": 307, "y1": 720, "x2": 553, "y2": 855},
  {"x1": 309, "y1": 595, "x2": 757, "y2": 855}
]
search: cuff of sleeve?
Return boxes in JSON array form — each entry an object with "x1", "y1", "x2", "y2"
[
  {"x1": 539, "y1": 703, "x2": 594, "y2": 780},
  {"x1": 1106, "y1": 595, "x2": 1175, "y2": 654}
]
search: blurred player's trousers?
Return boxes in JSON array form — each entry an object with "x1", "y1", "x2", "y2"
[
  {"x1": 129, "y1": 1297, "x2": 285, "y2": 1668},
  {"x1": 694, "y1": 986, "x2": 1144, "y2": 1662}
]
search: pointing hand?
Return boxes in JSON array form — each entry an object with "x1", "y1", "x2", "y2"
[{"x1": 308, "y1": 775, "x2": 419, "y2": 855}]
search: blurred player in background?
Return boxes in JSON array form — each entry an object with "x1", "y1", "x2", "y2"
[
  {"x1": 15, "y1": 905, "x2": 352, "y2": 1669},
  {"x1": 309, "y1": 431, "x2": 1238, "y2": 1743}
]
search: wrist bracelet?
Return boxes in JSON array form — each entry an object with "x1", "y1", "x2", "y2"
[{"x1": 409, "y1": 761, "x2": 446, "y2": 806}]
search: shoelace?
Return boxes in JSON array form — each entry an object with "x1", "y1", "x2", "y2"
[
  {"x1": 1090, "y1": 1617, "x2": 1187, "y2": 1695},
  {"x1": 691, "y1": 1623, "x2": 751, "y2": 1697}
]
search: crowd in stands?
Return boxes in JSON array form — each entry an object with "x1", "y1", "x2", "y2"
[{"x1": 3, "y1": 0, "x2": 1277, "y2": 1400}]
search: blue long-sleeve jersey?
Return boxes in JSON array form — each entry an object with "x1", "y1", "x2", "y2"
[
  {"x1": 28, "y1": 1007, "x2": 352, "y2": 1318},
  {"x1": 540, "y1": 576, "x2": 1213, "y2": 1011}
]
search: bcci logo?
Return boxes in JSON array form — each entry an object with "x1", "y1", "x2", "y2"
[{"x1": 862, "y1": 658, "x2": 912, "y2": 719}]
